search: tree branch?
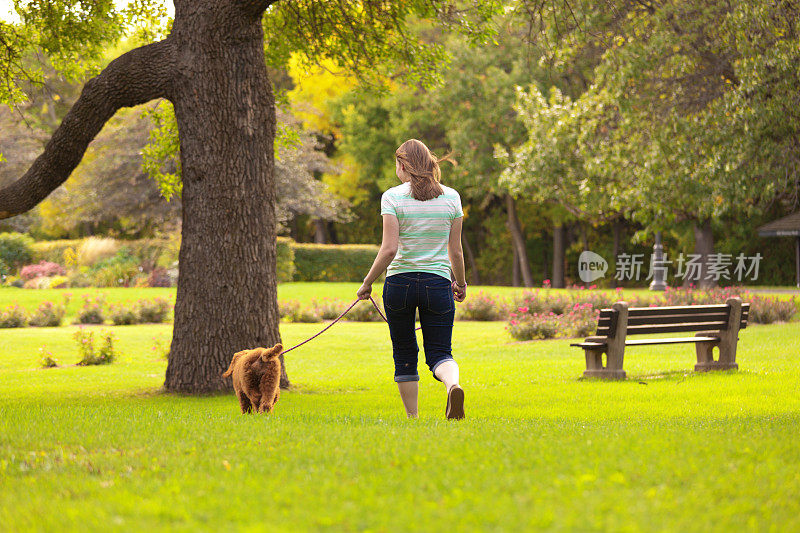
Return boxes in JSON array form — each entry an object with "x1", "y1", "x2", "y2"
[
  {"x1": 0, "y1": 38, "x2": 176, "y2": 219},
  {"x1": 234, "y1": 0, "x2": 279, "y2": 20}
]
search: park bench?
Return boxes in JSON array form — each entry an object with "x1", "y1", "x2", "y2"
[{"x1": 570, "y1": 297, "x2": 749, "y2": 379}]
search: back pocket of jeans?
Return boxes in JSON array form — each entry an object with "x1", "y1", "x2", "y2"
[
  {"x1": 426, "y1": 286, "x2": 454, "y2": 314},
  {"x1": 384, "y1": 281, "x2": 410, "y2": 311}
]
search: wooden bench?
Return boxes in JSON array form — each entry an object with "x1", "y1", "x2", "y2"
[{"x1": 570, "y1": 297, "x2": 749, "y2": 379}]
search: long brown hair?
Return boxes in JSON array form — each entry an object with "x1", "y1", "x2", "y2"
[{"x1": 395, "y1": 139, "x2": 455, "y2": 201}]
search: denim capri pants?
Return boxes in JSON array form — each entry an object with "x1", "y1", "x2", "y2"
[{"x1": 382, "y1": 271, "x2": 456, "y2": 382}]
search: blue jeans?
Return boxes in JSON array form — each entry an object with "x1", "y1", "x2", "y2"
[{"x1": 382, "y1": 272, "x2": 455, "y2": 382}]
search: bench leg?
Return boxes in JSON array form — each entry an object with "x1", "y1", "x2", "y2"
[
  {"x1": 694, "y1": 333, "x2": 736, "y2": 372},
  {"x1": 582, "y1": 347, "x2": 626, "y2": 380}
]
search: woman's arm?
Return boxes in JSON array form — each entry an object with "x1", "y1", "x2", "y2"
[
  {"x1": 357, "y1": 214, "x2": 400, "y2": 299},
  {"x1": 448, "y1": 217, "x2": 467, "y2": 302}
]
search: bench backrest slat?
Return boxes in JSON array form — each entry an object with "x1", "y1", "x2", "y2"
[
  {"x1": 594, "y1": 302, "x2": 750, "y2": 337},
  {"x1": 612, "y1": 312, "x2": 729, "y2": 327},
  {"x1": 626, "y1": 322, "x2": 728, "y2": 335}
]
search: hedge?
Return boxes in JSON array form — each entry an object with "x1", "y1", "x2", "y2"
[
  {"x1": 27, "y1": 236, "x2": 368, "y2": 283},
  {"x1": 276, "y1": 237, "x2": 295, "y2": 282},
  {"x1": 292, "y1": 243, "x2": 379, "y2": 282}
]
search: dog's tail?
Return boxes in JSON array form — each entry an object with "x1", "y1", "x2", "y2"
[
  {"x1": 222, "y1": 351, "x2": 245, "y2": 378},
  {"x1": 261, "y1": 343, "x2": 284, "y2": 361}
]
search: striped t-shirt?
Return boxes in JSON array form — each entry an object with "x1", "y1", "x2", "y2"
[{"x1": 380, "y1": 182, "x2": 464, "y2": 280}]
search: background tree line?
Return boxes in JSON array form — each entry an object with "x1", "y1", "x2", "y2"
[{"x1": 2, "y1": 0, "x2": 797, "y2": 287}]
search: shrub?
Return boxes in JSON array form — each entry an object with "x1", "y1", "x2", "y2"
[
  {"x1": 77, "y1": 237, "x2": 120, "y2": 267},
  {"x1": 23, "y1": 278, "x2": 45, "y2": 289},
  {"x1": 0, "y1": 303, "x2": 28, "y2": 328},
  {"x1": 20, "y1": 260, "x2": 65, "y2": 280},
  {"x1": 22, "y1": 275, "x2": 69, "y2": 289},
  {"x1": 747, "y1": 295, "x2": 798, "y2": 324},
  {"x1": 456, "y1": 291, "x2": 506, "y2": 321},
  {"x1": 572, "y1": 290, "x2": 616, "y2": 311},
  {"x1": 0, "y1": 232, "x2": 34, "y2": 271},
  {"x1": 48, "y1": 275, "x2": 69, "y2": 289},
  {"x1": 542, "y1": 292, "x2": 571, "y2": 314},
  {"x1": 123, "y1": 239, "x2": 171, "y2": 272},
  {"x1": 90, "y1": 249, "x2": 140, "y2": 287},
  {"x1": 74, "y1": 329, "x2": 118, "y2": 366},
  {"x1": 31, "y1": 240, "x2": 82, "y2": 265},
  {"x1": 157, "y1": 234, "x2": 181, "y2": 269},
  {"x1": 74, "y1": 294, "x2": 106, "y2": 324},
  {"x1": 39, "y1": 346, "x2": 59, "y2": 368},
  {"x1": 136, "y1": 297, "x2": 171, "y2": 323},
  {"x1": 0, "y1": 257, "x2": 8, "y2": 278},
  {"x1": 292, "y1": 243, "x2": 380, "y2": 282},
  {"x1": 5, "y1": 276, "x2": 24, "y2": 288},
  {"x1": 507, "y1": 312, "x2": 561, "y2": 340},
  {"x1": 511, "y1": 290, "x2": 549, "y2": 315},
  {"x1": 564, "y1": 304, "x2": 600, "y2": 337},
  {"x1": 507, "y1": 302, "x2": 599, "y2": 341},
  {"x1": 279, "y1": 299, "x2": 322, "y2": 323},
  {"x1": 29, "y1": 296, "x2": 70, "y2": 327},
  {"x1": 66, "y1": 269, "x2": 94, "y2": 288},
  {"x1": 312, "y1": 297, "x2": 347, "y2": 320},
  {"x1": 109, "y1": 303, "x2": 140, "y2": 325},
  {"x1": 345, "y1": 299, "x2": 384, "y2": 322},
  {"x1": 278, "y1": 299, "x2": 297, "y2": 319},
  {"x1": 147, "y1": 267, "x2": 173, "y2": 287}
]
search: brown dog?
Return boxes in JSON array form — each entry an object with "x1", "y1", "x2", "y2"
[{"x1": 222, "y1": 343, "x2": 283, "y2": 414}]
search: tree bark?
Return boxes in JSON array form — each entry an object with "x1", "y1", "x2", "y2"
[
  {"x1": 611, "y1": 217, "x2": 623, "y2": 289},
  {"x1": 552, "y1": 222, "x2": 566, "y2": 288},
  {"x1": 165, "y1": 0, "x2": 285, "y2": 392},
  {"x1": 686, "y1": 218, "x2": 716, "y2": 290},
  {"x1": 512, "y1": 245, "x2": 521, "y2": 286},
  {"x1": 313, "y1": 219, "x2": 329, "y2": 243},
  {"x1": 504, "y1": 193, "x2": 534, "y2": 287}
]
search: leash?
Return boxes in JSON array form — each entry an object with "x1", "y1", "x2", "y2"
[{"x1": 279, "y1": 296, "x2": 421, "y2": 356}]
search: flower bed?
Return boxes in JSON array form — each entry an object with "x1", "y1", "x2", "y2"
[{"x1": 505, "y1": 286, "x2": 798, "y2": 341}]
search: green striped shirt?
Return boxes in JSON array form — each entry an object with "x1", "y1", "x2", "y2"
[{"x1": 380, "y1": 182, "x2": 463, "y2": 280}]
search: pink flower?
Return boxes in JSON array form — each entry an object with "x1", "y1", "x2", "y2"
[{"x1": 519, "y1": 306, "x2": 529, "y2": 313}]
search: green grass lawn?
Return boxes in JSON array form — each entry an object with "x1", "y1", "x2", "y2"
[{"x1": 1, "y1": 287, "x2": 799, "y2": 531}]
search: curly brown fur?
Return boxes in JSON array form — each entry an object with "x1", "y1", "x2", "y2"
[{"x1": 222, "y1": 343, "x2": 283, "y2": 414}]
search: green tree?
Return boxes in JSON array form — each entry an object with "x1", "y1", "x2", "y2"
[
  {"x1": 513, "y1": 0, "x2": 800, "y2": 287},
  {"x1": 0, "y1": 0, "x2": 498, "y2": 393}
]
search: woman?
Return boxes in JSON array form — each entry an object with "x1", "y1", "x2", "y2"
[{"x1": 357, "y1": 139, "x2": 468, "y2": 420}]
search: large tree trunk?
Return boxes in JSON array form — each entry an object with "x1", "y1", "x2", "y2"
[
  {"x1": 512, "y1": 245, "x2": 521, "y2": 286},
  {"x1": 551, "y1": 222, "x2": 566, "y2": 288},
  {"x1": 685, "y1": 218, "x2": 716, "y2": 290},
  {"x1": 0, "y1": 0, "x2": 286, "y2": 394},
  {"x1": 504, "y1": 193, "x2": 534, "y2": 287},
  {"x1": 165, "y1": 0, "x2": 285, "y2": 392}
]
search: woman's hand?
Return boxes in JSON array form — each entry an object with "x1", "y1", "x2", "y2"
[
  {"x1": 452, "y1": 281, "x2": 467, "y2": 302},
  {"x1": 357, "y1": 281, "x2": 372, "y2": 300}
]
